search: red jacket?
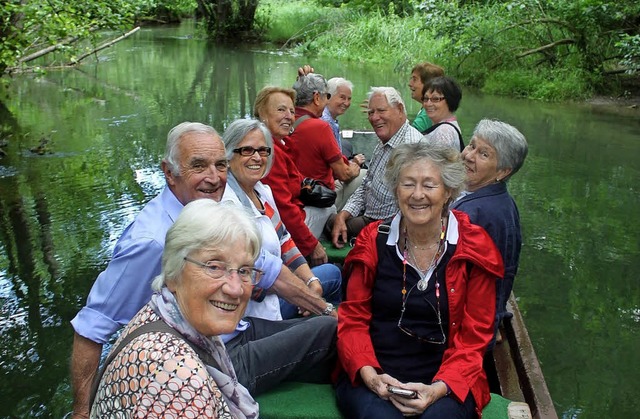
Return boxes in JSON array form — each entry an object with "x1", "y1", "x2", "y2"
[
  {"x1": 337, "y1": 210, "x2": 504, "y2": 417},
  {"x1": 262, "y1": 136, "x2": 318, "y2": 256}
]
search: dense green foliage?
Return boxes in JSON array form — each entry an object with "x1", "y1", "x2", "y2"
[
  {"x1": 261, "y1": 0, "x2": 640, "y2": 101},
  {"x1": 317, "y1": 0, "x2": 416, "y2": 16},
  {"x1": 1, "y1": 0, "x2": 638, "y2": 100},
  {"x1": 0, "y1": 0, "x2": 195, "y2": 73}
]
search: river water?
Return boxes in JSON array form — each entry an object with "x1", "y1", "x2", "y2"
[{"x1": 0, "y1": 22, "x2": 638, "y2": 418}]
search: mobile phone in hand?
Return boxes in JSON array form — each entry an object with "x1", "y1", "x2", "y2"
[{"x1": 387, "y1": 385, "x2": 418, "y2": 399}]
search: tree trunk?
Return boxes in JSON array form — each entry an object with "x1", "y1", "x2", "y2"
[{"x1": 195, "y1": 0, "x2": 260, "y2": 40}]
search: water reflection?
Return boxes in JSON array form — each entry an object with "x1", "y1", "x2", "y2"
[{"x1": 0, "y1": 21, "x2": 639, "y2": 418}]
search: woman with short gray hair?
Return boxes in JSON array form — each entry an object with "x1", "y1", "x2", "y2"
[
  {"x1": 452, "y1": 118, "x2": 528, "y2": 348},
  {"x1": 336, "y1": 141, "x2": 504, "y2": 418}
]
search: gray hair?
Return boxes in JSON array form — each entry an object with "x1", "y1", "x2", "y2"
[
  {"x1": 472, "y1": 119, "x2": 528, "y2": 181},
  {"x1": 368, "y1": 87, "x2": 406, "y2": 115},
  {"x1": 223, "y1": 119, "x2": 274, "y2": 178},
  {"x1": 293, "y1": 73, "x2": 328, "y2": 106},
  {"x1": 385, "y1": 142, "x2": 466, "y2": 203},
  {"x1": 327, "y1": 77, "x2": 354, "y2": 96},
  {"x1": 151, "y1": 199, "x2": 261, "y2": 291},
  {"x1": 164, "y1": 122, "x2": 220, "y2": 176}
]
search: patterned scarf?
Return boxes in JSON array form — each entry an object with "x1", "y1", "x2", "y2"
[{"x1": 150, "y1": 287, "x2": 259, "y2": 419}]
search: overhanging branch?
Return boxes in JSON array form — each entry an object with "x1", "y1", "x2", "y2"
[{"x1": 516, "y1": 38, "x2": 575, "y2": 59}]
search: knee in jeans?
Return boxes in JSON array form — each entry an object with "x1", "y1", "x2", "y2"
[{"x1": 309, "y1": 316, "x2": 338, "y2": 338}]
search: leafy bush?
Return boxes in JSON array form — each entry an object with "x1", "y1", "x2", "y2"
[
  {"x1": 483, "y1": 68, "x2": 593, "y2": 101},
  {"x1": 133, "y1": 0, "x2": 196, "y2": 22},
  {"x1": 292, "y1": 10, "x2": 438, "y2": 66},
  {"x1": 316, "y1": 0, "x2": 418, "y2": 16},
  {"x1": 258, "y1": 0, "x2": 343, "y2": 44},
  {"x1": 616, "y1": 34, "x2": 640, "y2": 75}
]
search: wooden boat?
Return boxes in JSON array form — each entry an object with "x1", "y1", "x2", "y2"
[{"x1": 489, "y1": 294, "x2": 558, "y2": 419}]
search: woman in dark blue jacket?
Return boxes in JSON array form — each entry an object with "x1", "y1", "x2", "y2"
[{"x1": 452, "y1": 119, "x2": 528, "y2": 347}]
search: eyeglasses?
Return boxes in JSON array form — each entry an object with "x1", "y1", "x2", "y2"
[
  {"x1": 184, "y1": 257, "x2": 263, "y2": 285},
  {"x1": 315, "y1": 91, "x2": 331, "y2": 100},
  {"x1": 232, "y1": 146, "x2": 272, "y2": 157},
  {"x1": 422, "y1": 96, "x2": 446, "y2": 103},
  {"x1": 397, "y1": 280, "x2": 446, "y2": 345}
]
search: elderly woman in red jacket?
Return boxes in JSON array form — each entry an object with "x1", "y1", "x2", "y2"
[
  {"x1": 255, "y1": 86, "x2": 330, "y2": 267},
  {"x1": 335, "y1": 142, "x2": 504, "y2": 419}
]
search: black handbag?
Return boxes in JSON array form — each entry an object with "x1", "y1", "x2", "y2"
[{"x1": 299, "y1": 178, "x2": 337, "y2": 208}]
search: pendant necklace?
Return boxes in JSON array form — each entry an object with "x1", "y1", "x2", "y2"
[{"x1": 402, "y1": 218, "x2": 447, "y2": 292}]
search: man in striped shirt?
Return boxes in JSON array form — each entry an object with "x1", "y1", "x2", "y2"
[{"x1": 327, "y1": 87, "x2": 423, "y2": 248}]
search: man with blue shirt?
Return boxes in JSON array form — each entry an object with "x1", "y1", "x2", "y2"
[
  {"x1": 321, "y1": 76, "x2": 366, "y2": 210},
  {"x1": 70, "y1": 122, "x2": 336, "y2": 418}
]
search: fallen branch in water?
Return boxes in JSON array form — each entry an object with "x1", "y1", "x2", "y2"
[
  {"x1": 18, "y1": 35, "x2": 83, "y2": 64},
  {"x1": 5, "y1": 26, "x2": 140, "y2": 74},
  {"x1": 69, "y1": 26, "x2": 140, "y2": 65}
]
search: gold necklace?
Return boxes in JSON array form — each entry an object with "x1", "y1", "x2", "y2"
[
  {"x1": 406, "y1": 228, "x2": 441, "y2": 251},
  {"x1": 407, "y1": 240, "x2": 439, "y2": 274}
]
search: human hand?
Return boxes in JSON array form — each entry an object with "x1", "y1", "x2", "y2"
[
  {"x1": 297, "y1": 65, "x2": 314, "y2": 78},
  {"x1": 359, "y1": 366, "x2": 403, "y2": 399},
  {"x1": 331, "y1": 213, "x2": 349, "y2": 248},
  {"x1": 351, "y1": 153, "x2": 366, "y2": 166},
  {"x1": 309, "y1": 241, "x2": 328, "y2": 266},
  {"x1": 388, "y1": 382, "x2": 444, "y2": 416},
  {"x1": 359, "y1": 99, "x2": 369, "y2": 114}
]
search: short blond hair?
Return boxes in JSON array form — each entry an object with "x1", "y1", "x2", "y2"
[{"x1": 253, "y1": 86, "x2": 296, "y2": 119}]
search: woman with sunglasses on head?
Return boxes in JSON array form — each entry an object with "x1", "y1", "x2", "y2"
[
  {"x1": 254, "y1": 86, "x2": 331, "y2": 267},
  {"x1": 222, "y1": 118, "x2": 341, "y2": 320},
  {"x1": 421, "y1": 76, "x2": 465, "y2": 152},
  {"x1": 335, "y1": 142, "x2": 503, "y2": 419}
]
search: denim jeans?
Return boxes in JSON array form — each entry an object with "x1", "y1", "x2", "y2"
[
  {"x1": 335, "y1": 373, "x2": 477, "y2": 419},
  {"x1": 226, "y1": 315, "x2": 337, "y2": 396},
  {"x1": 279, "y1": 263, "x2": 342, "y2": 320}
]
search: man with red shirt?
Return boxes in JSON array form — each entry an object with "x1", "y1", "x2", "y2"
[{"x1": 290, "y1": 73, "x2": 362, "y2": 190}]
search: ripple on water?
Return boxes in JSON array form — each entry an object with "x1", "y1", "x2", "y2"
[
  {"x1": 0, "y1": 275, "x2": 28, "y2": 331},
  {"x1": 0, "y1": 165, "x2": 18, "y2": 178}
]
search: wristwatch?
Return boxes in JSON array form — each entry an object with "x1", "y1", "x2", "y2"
[{"x1": 322, "y1": 302, "x2": 334, "y2": 316}]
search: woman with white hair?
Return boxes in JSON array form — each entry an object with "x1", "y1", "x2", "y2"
[
  {"x1": 452, "y1": 118, "x2": 528, "y2": 347},
  {"x1": 91, "y1": 199, "x2": 261, "y2": 418},
  {"x1": 336, "y1": 142, "x2": 503, "y2": 418}
]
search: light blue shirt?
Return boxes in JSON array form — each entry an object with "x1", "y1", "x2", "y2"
[
  {"x1": 321, "y1": 106, "x2": 341, "y2": 151},
  {"x1": 71, "y1": 186, "x2": 281, "y2": 344}
]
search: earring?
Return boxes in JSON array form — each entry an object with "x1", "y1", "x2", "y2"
[{"x1": 496, "y1": 178, "x2": 501, "y2": 182}]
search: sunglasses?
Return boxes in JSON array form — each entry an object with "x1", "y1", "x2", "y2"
[{"x1": 232, "y1": 146, "x2": 272, "y2": 157}]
